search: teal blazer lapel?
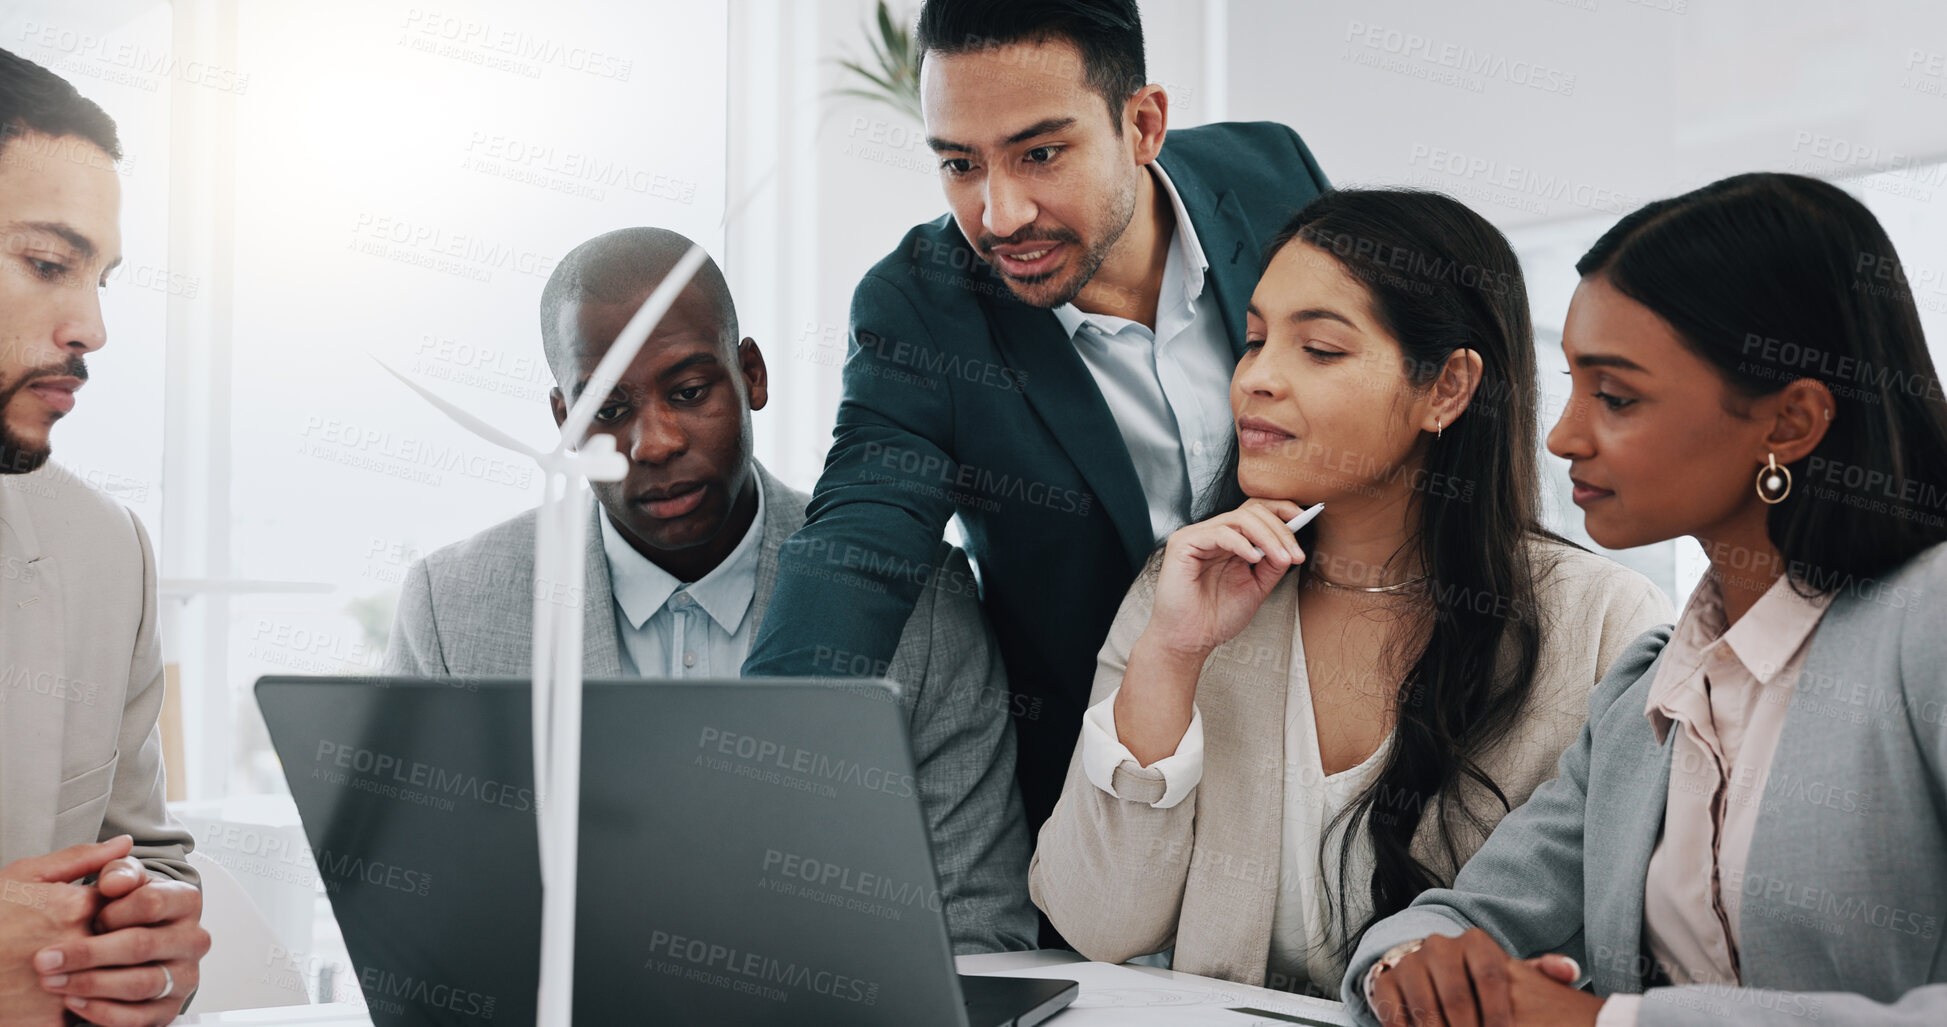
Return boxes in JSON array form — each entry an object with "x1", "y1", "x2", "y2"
[
  {"x1": 1154, "y1": 150, "x2": 1267, "y2": 361},
  {"x1": 976, "y1": 287, "x2": 1153, "y2": 566}
]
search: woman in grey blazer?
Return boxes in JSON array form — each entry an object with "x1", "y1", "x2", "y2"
[{"x1": 1348, "y1": 173, "x2": 1947, "y2": 1026}]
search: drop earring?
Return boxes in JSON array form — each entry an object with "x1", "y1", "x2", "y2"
[{"x1": 1756, "y1": 453, "x2": 1792, "y2": 504}]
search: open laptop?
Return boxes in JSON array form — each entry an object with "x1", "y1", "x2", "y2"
[{"x1": 256, "y1": 675, "x2": 1076, "y2": 1026}]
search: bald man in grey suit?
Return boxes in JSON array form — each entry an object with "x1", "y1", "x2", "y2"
[{"x1": 383, "y1": 228, "x2": 1037, "y2": 953}]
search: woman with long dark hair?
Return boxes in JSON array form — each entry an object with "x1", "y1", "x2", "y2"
[
  {"x1": 1028, "y1": 188, "x2": 1672, "y2": 997},
  {"x1": 1347, "y1": 173, "x2": 1947, "y2": 1026}
]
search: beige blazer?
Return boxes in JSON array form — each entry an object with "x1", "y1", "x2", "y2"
[
  {"x1": 1029, "y1": 537, "x2": 1670, "y2": 989},
  {"x1": 0, "y1": 464, "x2": 194, "y2": 882}
]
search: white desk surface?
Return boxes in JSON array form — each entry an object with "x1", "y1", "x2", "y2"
[
  {"x1": 177, "y1": 1005, "x2": 371, "y2": 1025},
  {"x1": 178, "y1": 950, "x2": 1349, "y2": 1025}
]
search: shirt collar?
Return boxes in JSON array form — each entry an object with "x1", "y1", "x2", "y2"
[
  {"x1": 597, "y1": 480, "x2": 766, "y2": 635},
  {"x1": 1645, "y1": 570, "x2": 1834, "y2": 743},
  {"x1": 1050, "y1": 160, "x2": 1209, "y2": 340}
]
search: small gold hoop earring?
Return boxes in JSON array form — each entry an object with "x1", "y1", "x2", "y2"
[{"x1": 1756, "y1": 453, "x2": 1792, "y2": 505}]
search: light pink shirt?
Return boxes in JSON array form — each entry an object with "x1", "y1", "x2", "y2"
[{"x1": 1596, "y1": 572, "x2": 1833, "y2": 1027}]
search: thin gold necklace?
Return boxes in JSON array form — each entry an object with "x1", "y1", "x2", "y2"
[{"x1": 1306, "y1": 569, "x2": 1428, "y2": 594}]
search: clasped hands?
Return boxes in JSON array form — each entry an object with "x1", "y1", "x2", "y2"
[
  {"x1": 1369, "y1": 928, "x2": 1607, "y2": 1027},
  {"x1": 0, "y1": 836, "x2": 209, "y2": 1027}
]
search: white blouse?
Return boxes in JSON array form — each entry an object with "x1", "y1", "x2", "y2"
[
  {"x1": 1080, "y1": 608, "x2": 1394, "y2": 994},
  {"x1": 1268, "y1": 676, "x2": 1390, "y2": 994}
]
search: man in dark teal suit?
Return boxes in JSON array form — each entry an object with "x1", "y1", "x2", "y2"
[{"x1": 745, "y1": 0, "x2": 1329, "y2": 890}]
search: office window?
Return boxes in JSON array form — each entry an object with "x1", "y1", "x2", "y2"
[
  {"x1": 1511, "y1": 160, "x2": 1947, "y2": 605},
  {"x1": 6, "y1": 1, "x2": 730, "y2": 801},
  {"x1": 217, "y1": 0, "x2": 730, "y2": 796}
]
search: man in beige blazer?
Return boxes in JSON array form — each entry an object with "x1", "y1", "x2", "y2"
[{"x1": 0, "y1": 49, "x2": 208, "y2": 1026}]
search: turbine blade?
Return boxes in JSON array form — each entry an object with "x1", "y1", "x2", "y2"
[
  {"x1": 557, "y1": 244, "x2": 710, "y2": 446},
  {"x1": 372, "y1": 355, "x2": 544, "y2": 460}
]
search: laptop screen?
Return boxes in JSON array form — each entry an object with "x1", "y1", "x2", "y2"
[{"x1": 257, "y1": 676, "x2": 972, "y2": 1026}]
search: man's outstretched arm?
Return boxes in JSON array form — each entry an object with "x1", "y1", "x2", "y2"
[{"x1": 745, "y1": 271, "x2": 966, "y2": 679}]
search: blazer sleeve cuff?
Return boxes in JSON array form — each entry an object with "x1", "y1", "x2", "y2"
[{"x1": 1079, "y1": 687, "x2": 1205, "y2": 809}]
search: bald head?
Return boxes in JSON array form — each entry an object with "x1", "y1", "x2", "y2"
[
  {"x1": 536, "y1": 227, "x2": 768, "y2": 581},
  {"x1": 539, "y1": 227, "x2": 738, "y2": 388}
]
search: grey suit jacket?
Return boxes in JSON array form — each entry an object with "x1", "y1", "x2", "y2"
[
  {"x1": 1344, "y1": 543, "x2": 1947, "y2": 1025},
  {"x1": 383, "y1": 460, "x2": 1036, "y2": 953},
  {"x1": 0, "y1": 464, "x2": 195, "y2": 883}
]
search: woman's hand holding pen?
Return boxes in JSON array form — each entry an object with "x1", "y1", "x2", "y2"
[
  {"x1": 1114, "y1": 498, "x2": 1308, "y2": 765},
  {"x1": 1146, "y1": 497, "x2": 1309, "y2": 655}
]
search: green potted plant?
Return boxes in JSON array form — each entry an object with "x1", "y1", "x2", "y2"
[{"x1": 830, "y1": 0, "x2": 921, "y2": 124}]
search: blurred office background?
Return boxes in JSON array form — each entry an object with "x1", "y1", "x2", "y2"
[{"x1": 6, "y1": 0, "x2": 1945, "y2": 861}]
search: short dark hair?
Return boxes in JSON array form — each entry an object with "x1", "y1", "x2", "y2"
[
  {"x1": 1578, "y1": 172, "x2": 1947, "y2": 589},
  {"x1": 538, "y1": 227, "x2": 738, "y2": 388},
  {"x1": 915, "y1": 0, "x2": 1145, "y2": 131},
  {"x1": 0, "y1": 48, "x2": 121, "y2": 161}
]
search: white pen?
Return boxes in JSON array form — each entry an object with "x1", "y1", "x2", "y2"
[{"x1": 1284, "y1": 501, "x2": 1325, "y2": 533}]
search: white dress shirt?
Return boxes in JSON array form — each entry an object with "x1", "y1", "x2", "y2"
[
  {"x1": 596, "y1": 484, "x2": 766, "y2": 678},
  {"x1": 1052, "y1": 161, "x2": 1238, "y2": 544}
]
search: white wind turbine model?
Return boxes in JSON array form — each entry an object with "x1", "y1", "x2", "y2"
[{"x1": 375, "y1": 243, "x2": 710, "y2": 1026}]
